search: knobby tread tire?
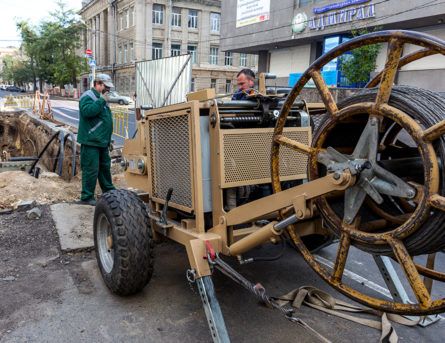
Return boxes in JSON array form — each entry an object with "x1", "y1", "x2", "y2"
[{"x1": 94, "y1": 189, "x2": 154, "y2": 295}]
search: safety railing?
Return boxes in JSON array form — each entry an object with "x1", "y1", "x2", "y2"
[
  {"x1": 111, "y1": 106, "x2": 130, "y2": 139},
  {"x1": 2, "y1": 94, "x2": 34, "y2": 109}
]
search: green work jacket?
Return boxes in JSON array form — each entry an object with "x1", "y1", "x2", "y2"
[{"x1": 78, "y1": 88, "x2": 113, "y2": 147}]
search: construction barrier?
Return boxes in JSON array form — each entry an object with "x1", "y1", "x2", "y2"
[
  {"x1": 33, "y1": 91, "x2": 53, "y2": 121},
  {"x1": 3, "y1": 94, "x2": 34, "y2": 109},
  {"x1": 111, "y1": 107, "x2": 130, "y2": 139}
]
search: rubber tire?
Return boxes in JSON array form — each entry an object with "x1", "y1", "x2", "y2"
[
  {"x1": 118, "y1": 100, "x2": 124, "y2": 105},
  {"x1": 94, "y1": 189, "x2": 154, "y2": 295}
]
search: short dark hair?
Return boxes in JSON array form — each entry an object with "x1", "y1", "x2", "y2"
[{"x1": 237, "y1": 68, "x2": 255, "y2": 79}]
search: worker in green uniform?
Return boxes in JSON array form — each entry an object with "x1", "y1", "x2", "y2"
[{"x1": 77, "y1": 74, "x2": 115, "y2": 205}]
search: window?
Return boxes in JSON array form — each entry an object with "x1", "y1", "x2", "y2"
[
  {"x1": 225, "y1": 80, "x2": 232, "y2": 94},
  {"x1": 152, "y1": 42, "x2": 163, "y2": 60},
  {"x1": 210, "y1": 13, "x2": 220, "y2": 33},
  {"x1": 119, "y1": 12, "x2": 124, "y2": 31},
  {"x1": 171, "y1": 7, "x2": 181, "y2": 27},
  {"x1": 224, "y1": 52, "x2": 233, "y2": 66},
  {"x1": 209, "y1": 46, "x2": 218, "y2": 65},
  {"x1": 124, "y1": 44, "x2": 128, "y2": 63},
  {"x1": 129, "y1": 7, "x2": 135, "y2": 27},
  {"x1": 191, "y1": 78, "x2": 195, "y2": 92},
  {"x1": 153, "y1": 4, "x2": 164, "y2": 25},
  {"x1": 210, "y1": 78, "x2": 217, "y2": 89},
  {"x1": 188, "y1": 45, "x2": 197, "y2": 64},
  {"x1": 130, "y1": 43, "x2": 134, "y2": 60},
  {"x1": 188, "y1": 9, "x2": 198, "y2": 28},
  {"x1": 125, "y1": 9, "x2": 129, "y2": 28},
  {"x1": 118, "y1": 45, "x2": 122, "y2": 63},
  {"x1": 171, "y1": 44, "x2": 181, "y2": 57},
  {"x1": 240, "y1": 53, "x2": 247, "y2": 67}
]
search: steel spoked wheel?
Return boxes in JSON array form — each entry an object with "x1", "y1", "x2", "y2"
[
  {"x1": 96, "y1": 213, "x2": 114, "y2": 274},
  {"x1": 271, "y1": 30, "x2": 445, "y2": 315}
]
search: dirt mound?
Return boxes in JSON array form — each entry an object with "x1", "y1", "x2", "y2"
[{"x1": 0, "y1": 171, "x2": 127, "y2": 209}]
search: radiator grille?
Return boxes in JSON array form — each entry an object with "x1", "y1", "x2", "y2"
[
  {"x1": 222, "y1": 129, "x2": 310, "y2": 187},
  {"x1": 148, "y1": 114, "x2": 193, "y2": 210}
]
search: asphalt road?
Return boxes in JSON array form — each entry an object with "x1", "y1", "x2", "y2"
[
  {"x1": 0, "y1": 90, "x2": 136, "y2": 147},
  {"x1": 1, "y1": 206, "x2": 445, "y2": 343}
]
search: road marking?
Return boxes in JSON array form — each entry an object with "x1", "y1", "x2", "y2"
[
  {"x1": 314, "y1": 254, "x2": 392, "y2": 299},
  {"x1": 52, "y1": 108, "x2": 79, "y2": 122}
]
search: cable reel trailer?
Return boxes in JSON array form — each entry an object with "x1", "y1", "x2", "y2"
[{"x1": 93, "y1": 30, "x2": 445, "y2": 341}]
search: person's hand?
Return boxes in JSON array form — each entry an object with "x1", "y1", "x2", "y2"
[{"x1": 101, "y1": 89, "x2": 110, "y2": 101}]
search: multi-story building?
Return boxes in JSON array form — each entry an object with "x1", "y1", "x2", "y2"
[
  {"x1": 221, "y1": 0, "x2": 445, "y2": 92},
  {"x1": 79, "y1": 0, "x2": 258, "y2": 96}
]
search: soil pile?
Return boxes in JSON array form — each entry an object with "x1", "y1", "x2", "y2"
[{"x1": 0, "y1": 171, "x2": 127, "y2": 209}]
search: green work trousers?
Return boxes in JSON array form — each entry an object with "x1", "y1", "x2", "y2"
[{"x1": 80, "y1": 144, "x2": 115, "y2": 201}]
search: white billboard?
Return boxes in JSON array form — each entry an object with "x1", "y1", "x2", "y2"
[{"x1": 236, "y1": 0, "x2": 270, "y2": 28}]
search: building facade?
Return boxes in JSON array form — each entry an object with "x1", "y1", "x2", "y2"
[
  {"x1": 79, "y1": 0, "x2": 258, "y2": 96},
  {"x1": 221, "y1": 0, "x2": 445, "y2": 92}
]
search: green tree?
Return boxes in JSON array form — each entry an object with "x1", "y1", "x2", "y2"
[
  {"x1": 16, "y1": 0, "x2": 88, "y2": 91},
  {"x1": 16, "y1": 21, "x2": 43, "y2": 91},
  {"x1": 0, "y1": 55, "x2": 33, "y2": 87},
  {"x1": 340, "y1": 29, "x2": 382, "y2": 85}
]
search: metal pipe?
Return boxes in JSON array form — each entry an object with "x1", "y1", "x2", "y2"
[
  {"x1": 8, "y1": 157, "x2": 39, "y2": 161},
  {"x1": 229, "y1": 215, "x2": 298, "y2": 256},
  {"x1": 229, "y1": 221, "x2": 279, "y2": 256}
]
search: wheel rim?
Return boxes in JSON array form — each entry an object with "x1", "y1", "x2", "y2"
[
  {"x1": 97, "y1": 213, "x2": 114, "y2": 274},
  {"x1": 271, "y1": 30, "x2": 445, "y2": 315}
]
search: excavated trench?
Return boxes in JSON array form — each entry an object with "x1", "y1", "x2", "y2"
[{"x1": 0, "y1": 110, "x2": 79, "y2": 181}]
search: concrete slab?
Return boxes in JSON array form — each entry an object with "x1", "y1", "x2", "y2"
[{"x1": 50, "y1": 203, "x2": 94, "y2": 251}]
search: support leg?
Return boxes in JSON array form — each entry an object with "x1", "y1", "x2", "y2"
[
  {"x1": 196, "y1": 276, "x2": 230, "y2": 343},
  {"x1": 373, "y1": 255, "x2": 441, "y2": 327}
]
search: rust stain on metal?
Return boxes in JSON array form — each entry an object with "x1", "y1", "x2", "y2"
[{"x1": 310, "y1": 69, "x2": 338, "y2": 117}]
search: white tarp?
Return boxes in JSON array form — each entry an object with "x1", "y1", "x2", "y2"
[{"x1": 236, "y1": 0, "x2": 270, "y2": 28}]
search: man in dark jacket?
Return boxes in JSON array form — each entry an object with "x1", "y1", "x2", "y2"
[
  {"x1": 78, "y1": 74, "x2": 115, "y2": 205},
  {"x1": 232, "y1": 68, "x2": 256, "y2": 100}
]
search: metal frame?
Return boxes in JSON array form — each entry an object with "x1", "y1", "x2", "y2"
[
  {"x1": 118, "y1": 30, "x2": 445, "y2": 340},
  {"x1": 374, "y1": 255, "x2": 441, "y2": 327}
]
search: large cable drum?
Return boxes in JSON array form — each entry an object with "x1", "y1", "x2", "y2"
[
  {"x1": 311, "y1": 86, "x2": 445, "y2": 256},
  {"x1": 271, "y1": 30, "x2": 445, "y2": 315}
]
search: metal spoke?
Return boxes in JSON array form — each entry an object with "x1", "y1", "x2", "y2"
[
  {"x1": 344, "y1": 185, "x2": 367, "y2": 224},
  {"x1": 367, "y1": 48, "x2": 437, "y2": 88},
  {"x1": 352, "y1": 117, "x2": 379, "y2": 161},
  {"x1": 375, "y1": 38, "x2": 404, "y2": 109},
  {"x1": 371, "y1": 164, "x2": 416, "y2": 199},
  {"x1": 387, "y1": 238, "x2": 432, "y2": 308},
  {"x1": 310, "y1": 69, "x2": 339, "y2": 117},
  {"x1": 424, "y1": 253, "x2": 436, "y2": 294},
  {"x1": 422, "y1": 119, "x2": 445, "y2": 142},
  {"x1": 331, "y1": 231, "x2": 351, "y2": 283},
  {"x1": 429, "y1": 194, "x2": 445, "y2": 211},
  {"x1": 274, "y1": 135, "x2": 317, "y2": 155}
]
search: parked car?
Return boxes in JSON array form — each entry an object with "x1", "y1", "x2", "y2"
[
  {"x1": 107, "y1": 91, "x2": 134, "y2": 105},
  {"x1": 6, "y1": 86, "x2": 23, "y2": 92}
]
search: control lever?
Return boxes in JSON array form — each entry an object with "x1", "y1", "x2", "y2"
[{"x1": 160, "y1": 188, "x2": 173, "y2": 225}]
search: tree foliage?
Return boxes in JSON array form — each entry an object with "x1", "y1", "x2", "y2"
[
  {"x1": 340, "y1": 29, "x2": 382, "y2": 85},
  {"x1": 12, "y1": 0, "x2": 88, "y2": 90},
  {"x1": 1, "y1": 55, "x2": 33, "y2": 86}
]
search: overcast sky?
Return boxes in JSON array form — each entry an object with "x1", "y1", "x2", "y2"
[{"x1": 0, "y1": 0, "x2": 83, "y2": 48}]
